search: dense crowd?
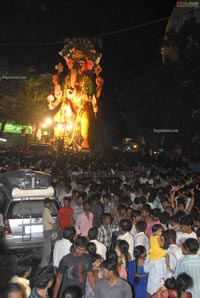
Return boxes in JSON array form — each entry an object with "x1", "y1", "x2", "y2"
[{"x1": 0, "y1": 148, "x2": 200, "y2": 298}]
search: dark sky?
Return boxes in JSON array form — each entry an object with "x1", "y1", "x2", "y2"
[
  {"x1": 0, "y1": 0, "x2": 176, "y2": 69},
  {"x1": 0, "y1": 0, "x2": 177, "y2": 137}
]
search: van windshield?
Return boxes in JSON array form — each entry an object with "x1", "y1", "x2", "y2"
[{"x1": 7, "y1": 200, "x2": 58, "y2": 219}]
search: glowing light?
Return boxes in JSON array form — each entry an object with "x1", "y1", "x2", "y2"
[
  {"x1": 45, "y1": 118, "x2": 52, "y2": 125},
  {"x1": 57, "y1": 123, "x2": 64, "y2": 130},
  {"x1": 42, "y1": 123, "x2": 47, "y2": 129},
  {"x1": 66, "y1": 105, "x2": 73, "y2": 117},
  {"x1": 47, "y1": 94, "x2": 55, "y2": 102},
  {"x1": 133, "y1": 144, "x2": 138, "y2": 149},
  {"x1": 66, "y1": 124, "x2": 73, "y2": 131}
]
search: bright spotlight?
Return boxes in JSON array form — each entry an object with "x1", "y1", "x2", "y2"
[
  {"x1": 45, "y1": 118, "x2": 52, "y2": 125},
  {"x1": 66, "y1": 124, "x2": 73, "y2": 131},
  {"x1": 57, "y1": 123, "x2": 63, "y2": 130},
  {"x1": 47, "y1": 94, "x2": 55, "y2": 102},
  {"x1": 42, "y1": 123, "x2": 47, "y2": 129}
]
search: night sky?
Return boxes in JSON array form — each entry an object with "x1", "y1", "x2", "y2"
[{"x1": 0, "y1": 0, "x2": 177, "y2": 138}]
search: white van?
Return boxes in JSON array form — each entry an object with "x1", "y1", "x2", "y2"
[{"x1": 0, "y1": 169, "x2": 60, "y2": 250}]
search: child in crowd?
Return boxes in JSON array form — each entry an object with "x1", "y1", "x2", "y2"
[
  {"x1": 85, "y1": 254, "x2": 102, "y2": 298},
  {"x1": 149, "y1": 224, "x2": 173, "y2": 274},
  {"x1": 152, "y1": 273, "x2": 193, "y2": 298},
  {"x1": 115, "y1": 239, "x2": 130, "y2": 280}
]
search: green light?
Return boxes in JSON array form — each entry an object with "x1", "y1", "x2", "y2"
[{"x1": 0, "y1": 123, "x2": 32, "y2": 134}]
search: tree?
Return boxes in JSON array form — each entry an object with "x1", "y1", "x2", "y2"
[{"x1": 15, "y1": 70, "x2": 53, "y2": 126}]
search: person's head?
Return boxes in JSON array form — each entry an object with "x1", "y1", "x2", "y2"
[
  {"x1": 151, "y1": 208, "x2": 161, "y2": 221},
  {"x1": 1, "y1": 283, "x2": 26, "y2": 298},
  {"x1": 65, "y1": 184, "x2": 72, "y2": 193},
  {"x1": 165, "y1": 206, "x2": 174, "y2": 217},
  {"x1": 182, "y1": 238, "x2": 199, "y2": 255},
  {"x1": 76, "y1": 194, "x2": 84, "y2": 206},
  {"x1": 102, "y1": 193, "x2": 111, "y2": 205},
  {"x1": 136, "y1": 220, "x2": 147, "y2": 233},
  {"x1": 87, "y1": 242, "x2": 97, "y2": 255},
  {"x1": 164, "y1": 229, "x2": 177, "y2": 244},
  {"x1": 90, "y1": 253, "x2": 102, "y2": 269},
  {"x1": 72, "y1": 189, "x2": 80, "y2": 199},
  {"x1": 3, "y1": 283, "x2": 24, "y2": 298},
  {"x1": 83, "y1": 200, "x2": 91, "y2": 212},
  {"x1": 119, "y1": 219, "x2": 132, "y2": 233},
  {"x1": 63, "y1": 226, "x2": 76, "y2": 241},
  {"x1": 16, "y1": 257, "x2": 32, "y2": 278},
  {"x1": 74, "y1": 236, "x2": 88, "y2": 256},
  {"x1": 63, "y1": 197, "x2": 71, "y2": 208},
  {"x1": 177, "y1": 199, "x2": 186, "y2": 212},
  {"x1": 44, "y1": 198, "x2": 52, "y2": 209},
  {"x1": 161, "y1": 198, "x2": 170, "y2": 210},
  {"x1": 88, "y1": 227, "x2": 98, "y2": 240},
  {"x1": 132, "y1": 210, "x2": 142, "y2": 222},
  {"x1": 165, "y1": 273, "x2": 193, "y2": 296},
  {"x1": 100, "y1": 259, "x2": 118, "y2": 279},
  {"x1": 126, "y1": 207, "x2": 133, "y2": 219},
  {"x1": 106, "y1": 249, "x2": 118, "y2": 263},
  {"x1": 141, "y1": 204, "x2": 151, "y2": 219},
  {"x1": 101, "y1": 213, "x2": 112, "y2": 226},
  {"x1": 134, "y1": 245, "x2": 146, "y2": 259},
  {"x1": 117, "y1": 204, "x2": 127, "y2": 216},
  {"x1": 152, "y1": 224, "x2": 163, "y2": 236},
  {"x1": 170, "y1": 214, "x2": 180, "y2": 227},
  {"x1": 35, "y1": 266, "x2": 54, "y2": 290},
  {"x1": 159, "y1": 211, "x2": 170, "y2": 226},
  {"x1": 193, "y1": 214, "x2": 200, "y2": 228},
  {"x1": 115, "y1": 239, "x2": 129, "y2": 258},
  {"x1": 113, "y1": 192, "x2": 121, "y2": 203},
  {"x1": 181, "y1": 215, "x2": 194, "y2": 234},
  {"x1": 176, "y1": 273, "x2": 193, "y2": 292},
  {"x1": 196, "y1": 227, "x2": 200, "y2": 241},
  {"x1": 176, "y1": 211, "x2": 186, "y2": 222},
  {"x1": 58, "y1": 178, "x2": 65, "y2": 187},
  {"x1": 62, "y1": 285, "x2": 82, "y2": 298}
]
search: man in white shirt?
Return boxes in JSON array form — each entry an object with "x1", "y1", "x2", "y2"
[
  {"x1": 165, "y1": 229, "x2": 183, "y2": 261},
  {"x1": 53, "y1": 226, "x2": 76, "y2": 270},
  {"x1": 164, "y1": 229, "x2": 183, "y2": 274},
  {"x1": 88, "y1": 227, "x2": 107, "y2": 260},
  {"x1": 117, "y1": 219, "x2": 134, "y2": 260},
  {"x1": 176, "y1": 215, "x2": 197, "y2": 246},
  {"x1": 135, "y1": 220, "x2": 149, "y2": 253},
  {"x1": 130, "y1": 210, "x2": 142, "y2": 237}
]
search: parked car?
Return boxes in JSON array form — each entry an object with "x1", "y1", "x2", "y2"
[{"x1": 0, "y1": 169, "x2": 60, "y2": 250}]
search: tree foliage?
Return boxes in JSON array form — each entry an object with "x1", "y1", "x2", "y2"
[{"x1": 0, "y1": 66, "x2": 53, "y2": 129}]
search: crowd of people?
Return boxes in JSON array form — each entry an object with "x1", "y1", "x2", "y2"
[{"x1": 1, "y1": 148, "x2": 200, "y2": 298}]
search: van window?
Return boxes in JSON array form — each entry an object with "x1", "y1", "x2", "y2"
[{"x1": 7, "y1": 200, "x2": 58, "y2": 219}]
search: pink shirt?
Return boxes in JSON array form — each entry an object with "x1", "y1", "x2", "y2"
[
  {"x1": 145, "y1": 219, "x2": 160, "y2": 237},
  {"x1": 75, "y1": 212, "x2": 94, "y2": 237}
]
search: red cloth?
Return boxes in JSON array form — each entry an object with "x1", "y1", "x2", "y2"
[
  {"x1": 57, "y1": 207, "x2": 74, "y2": 228},
  {"x1": 152, "y1": 288, "x2": 192, "y2": 298}
]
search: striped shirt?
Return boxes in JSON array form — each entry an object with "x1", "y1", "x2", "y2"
[{"x1": 175, "y1": 254, "x2": 200, "y2": 298}]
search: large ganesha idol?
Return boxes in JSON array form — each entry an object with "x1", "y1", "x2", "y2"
[{"x1": 47, "y1": 38, "x2": 103, "y2": 149}]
